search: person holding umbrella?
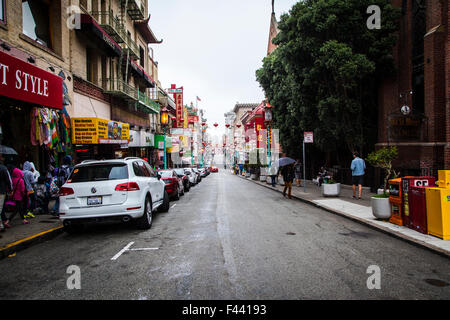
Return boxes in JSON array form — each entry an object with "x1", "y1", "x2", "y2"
[{"x1": 277, "y1": 157, "x2": 296, "y2": 199}]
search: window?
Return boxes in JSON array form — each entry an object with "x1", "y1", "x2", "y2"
[
  {"x1": 139, "y1": 46, "x2": 145, "y2": 68},
  {"x1": 0, "y1": 0, "x2": 5, "y2": 24},
  {"x1": 132, "y1": 161, "x2": 143, "y2": 177},
  {"x1": 86, "y1": 48, "x2": 97, "y2": 83},
  {"x1": 22, "y1": 0, "x2": 52, "y2": 48},
  {"x1": 68, "y1": 164, "x2": 129, "y2": 183},
  {"x1": 144, "y1": 162, "x2": 156, "y2": 177},
  {"x1": 138, "y1": 161, "x2": 150, "y2": 177}
]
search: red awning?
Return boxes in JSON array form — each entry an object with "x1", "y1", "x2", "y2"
[{"x1": 134, "y1": 15, "x2": 163, "y2": 44}]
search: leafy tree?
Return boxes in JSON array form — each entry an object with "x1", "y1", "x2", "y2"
[
  {"x1": 256, "y1": 0, "x2": 401, "y2": 159},
  {"x1": 366, "y1": 146, "x2": 399, "y2": 195}
]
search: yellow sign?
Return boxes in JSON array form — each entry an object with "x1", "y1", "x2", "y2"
[{"x1": 72, "y1": 117, "x2": 130, "y2": 144}]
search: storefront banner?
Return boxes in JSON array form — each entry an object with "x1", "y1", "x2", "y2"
[
  {"x1": 140, "y1": 131, "x2": 154, "y2": 147},
  {"x1": 154, "y1": 135, "x2": 172, "y2": 149},
  {"x1": 72, "y1": 117, "x2": 129, "y2": 144},
  {"x1": 0, "y1": 51, "x2": 63, "y2": 109},
  {"x1": 128, "y1": 130, "x2": 141, "y2": 147},
  {"x1": 188, "y1": 116, "x2": 199, "y2": 123}
]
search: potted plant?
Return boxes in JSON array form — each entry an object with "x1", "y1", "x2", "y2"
[
  {"x1": 321, "y1": 177, "x2": 341, "y2": 197},
  {"x1": 366, "y1": 146, "x2": 400, "y2": 219}
]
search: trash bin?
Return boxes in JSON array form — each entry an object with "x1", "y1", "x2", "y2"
[
  {"x1": 425, "y1": 170, "x2": 450, "y2": 240},
  {"x1": 408, "y1": 186, "x2": 429, "y2": 234},
  {"x1": 389, "y1": 178, "x2": 403, "y2": 226},
  {"x1": 402, "y1": 176, "x2": 435, "y2": 231}
]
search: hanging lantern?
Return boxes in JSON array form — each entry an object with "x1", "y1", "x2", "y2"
[
  {"x1": 225, "y1": 124, "x2": 230, "y2": 128},
  {"x1": 202, "y1": 122, "x2": 206, "y2": 126},
  {"x1": 160, "y1": 107, "x2": 169, "y2": 126},
  {"x1": 236, "y1": 124, "x2": 241, "y2": 128},
  {"x1": 213, "y1": 123, "x2": 218, "y2": 127}
]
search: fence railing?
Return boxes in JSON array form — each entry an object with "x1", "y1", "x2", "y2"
[{"x1": 101, "y1": 78, "x2": 137, "y2": 100}]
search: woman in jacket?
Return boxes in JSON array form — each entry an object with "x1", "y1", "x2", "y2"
[{"x1": 3, "y1": 168, "x2": 29, "y2": 226}]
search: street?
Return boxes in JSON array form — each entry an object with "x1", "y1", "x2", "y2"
[{"x1": 0, "y1": 171, "x2": 449, "y2": 300}]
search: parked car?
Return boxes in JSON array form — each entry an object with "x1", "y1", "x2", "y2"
[
  {"x1": 192, "y1": 168, "x2": 202, "y2": 183},
  {"x1": 184, "y1": 168, "x2": 197, "y2": 186},
  {"x1": 173, "y1": 168, "x2": 190, "y2": 192},
  {"x1": 210, "y1": 166, "x2": 219, "y2": 172},
  {"x1": 159, "y1": 169, "x2": 183, "y2": 200},
  {"x1": 199, "y1": 168, "x2": 208, "y2": 177},
  {"x1": 59, "y1": 158, "x2": 170, "y2": 233}
]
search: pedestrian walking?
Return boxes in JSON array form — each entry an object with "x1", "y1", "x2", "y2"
[
  {"x1": 351, "y1": 151, "x2": 366, "y2": 200},
  {"x1": 294, "y1": 159, "x2": 302, "y2": 187},
  {"x1": 269, "y1": 164, "x2": 278, "y2": 187},
  {"x1": 53, "y1": 155, "x2": 73, "y2": 216},
  {"x1": 281, "y1": 163, "x2": 295, "y2": 199},
  {"x1": 0, "y1": 153, "x2": 13, "y2": 231},
  {"x1": 4, "y1": 168, "x2": 29, "y2": 226},
  {"x1": 22, "y1": 161, "x2": 36, "y2": 218},
  {"x1": 35, "y1": 175, "x2": 50, "y2": 214}
]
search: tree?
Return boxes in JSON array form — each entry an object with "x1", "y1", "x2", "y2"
[
  {"x1": 366, "y1": 146, "x2": 399, "y2": 194},
  {"x1": 256, "y1": 0, "x2": 401, "y2": 158}
]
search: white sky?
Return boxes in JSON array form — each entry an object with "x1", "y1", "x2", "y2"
[{"x1": 148, "y1": 0, "x2": 299, "y2": 136}]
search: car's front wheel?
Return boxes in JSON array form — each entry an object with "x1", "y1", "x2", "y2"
[{"x1": 136, "y1": 196, "x2": 152, "y2": 230}]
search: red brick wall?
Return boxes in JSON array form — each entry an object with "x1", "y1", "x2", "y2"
[{"x1": 377, "y1": 0, "x2": 449, "y2": 172}]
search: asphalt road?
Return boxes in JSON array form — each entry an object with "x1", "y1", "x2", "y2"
[{"x1": 0, "y1": 171, "x2": 449, "y2": 299}]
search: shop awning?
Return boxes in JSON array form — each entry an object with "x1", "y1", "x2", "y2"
[
  {"x1": 0, "y1": 50, "x2": 62, "y2": 109},
  {"x1": 134, "y1": 15, "x2": 163, "y2": 44},
  {"x1": 79, "y1": 14, "x2": 122, "y2": 57}
]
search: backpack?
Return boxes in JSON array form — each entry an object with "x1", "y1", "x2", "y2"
[
  {"x1": 56, "y1": 166, "x2": 71, "y2": 187},
  {"x1": 49, "y1": 177, "x2": 59, "y2": 196}
]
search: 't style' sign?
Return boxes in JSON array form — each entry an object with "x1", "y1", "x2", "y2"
[{"x1": 0, "y1": 50, "x2": 62, "y2": 109}]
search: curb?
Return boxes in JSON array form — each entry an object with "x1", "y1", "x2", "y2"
[
  {"x1": 237, "y1": 174, "x2": 450, "y2": 259},
  {"x1": 0, "y1": 225, "x2": 64, "y2": 260}
]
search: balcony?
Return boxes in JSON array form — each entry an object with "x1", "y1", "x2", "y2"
[
  {"x1": 102, "y1": 78, "x2": 137, "y2": 101},
  {"x1": 121, "y1": 32, "x2": 139, "y2": 59},
  {"x1": 121, "y1": 0, "x2": 145, "y2": 20},
  {"x1": 90, "y1": 10, "x2": 126, "y2": 44},
  {"x1": 137, "y1": 90, "x2": 160, "y2": 114}
]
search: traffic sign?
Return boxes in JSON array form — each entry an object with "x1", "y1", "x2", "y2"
[{"x1": 304, "y1": 132, "x2": 313, "y2": 143}]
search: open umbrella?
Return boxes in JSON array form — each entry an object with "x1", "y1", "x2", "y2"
[
  {"x1": 0, "y1": 145, "x2": 18, "y2": 155},
  {"x1": 277, "y1": 157, "x2": 296, "y2": 167}
]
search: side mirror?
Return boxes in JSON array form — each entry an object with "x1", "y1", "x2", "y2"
[{"x1": 157, "y1": 174, "x2": 161, "y2": 180}]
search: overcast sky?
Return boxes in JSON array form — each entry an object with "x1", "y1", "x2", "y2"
[{"x1": 148, "y1": 0, "x2": 299, "y2": 136}]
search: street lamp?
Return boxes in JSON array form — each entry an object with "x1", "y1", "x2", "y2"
[
  {"x1": 263, "y1": 102, "x2": 273, "y2": 168},
  {"x1": 160, "y1": 106, "x2": 169, "y2": 169}
]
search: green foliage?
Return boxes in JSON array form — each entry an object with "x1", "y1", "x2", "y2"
[
  {"x1": 324, "y1": 178, "x2": 337, "y2": 184},
  {"x1": 256, "y1": 0, "x2": 401, "y2": 157},
  {"x1": 366, "y1": 146, "x2": 399, "y2": 194},
  {"x1": 373, "y1": 193, "x2": 390, "y2": 198}
]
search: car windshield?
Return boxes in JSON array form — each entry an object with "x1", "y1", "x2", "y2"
[
  {"x1": 174, "y1": 169, "x2": 185, "y2": 176},
  {"x1": 159, "y1": 171, "x2": 174, "y2": 178},
  {"x1": 68, "y1": 163, "x2": 128, "y2": 183}
]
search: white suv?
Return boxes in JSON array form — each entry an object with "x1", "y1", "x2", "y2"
[{"x1": 59, "y1": 158, "x2": 169, "y2": 233}]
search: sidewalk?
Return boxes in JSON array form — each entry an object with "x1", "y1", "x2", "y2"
[
  {"x1": 0, "y1": 210, "x2": 63, "y2": 260},
  {"x1": 235, "y1": 172, "x2": 450, "y2": 258}
]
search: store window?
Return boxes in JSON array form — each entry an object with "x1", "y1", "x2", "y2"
[
  {"x1": 0, "y1": 0, "x2": 5, "y2": 24},
  {"x1": 22, "y1": 0, "x2": 52, "y2": 49},
  {"x1": 86, "y1": 48, "x2": 97, "y2": 83}
]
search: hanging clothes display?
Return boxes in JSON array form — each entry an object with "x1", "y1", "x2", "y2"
[{"x1": 30, "y1": 105, "x2": 72, "y2": 162}]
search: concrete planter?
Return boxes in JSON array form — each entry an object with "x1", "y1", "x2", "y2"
[
  {"x1": 245, "y1": 172, "x2": 251, "y2": 178},
  {"x1": 371, "y1": 196, "x2": 391, "y2": 220},
  {"x1": 251, "y1": 174, "x2": 258, "y2": 180},
  {"x1": 259, "y1": 175, "x2": 266, "y2": 182},
  {"x1": 321, "y1": 183, "x2": 341, "y2": 197},
  {"x1": 278, "y1": 176, "x2": 285, "y2": 186}
]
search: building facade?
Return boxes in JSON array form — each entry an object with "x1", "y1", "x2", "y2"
[{"x1": 377, "y1": 0, "x2": 449, "y2": 176}]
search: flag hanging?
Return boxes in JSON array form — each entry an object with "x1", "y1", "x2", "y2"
[{"x1": 196, "y1": 96, "x2": 201, "y2": 101}]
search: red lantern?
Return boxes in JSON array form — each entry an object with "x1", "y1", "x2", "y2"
[
  {"x1": 171, "y1": 117, "x2": 176, "y2": 121},
  {"x1": 180, "y1": 118, "x2": 185, "y2": 122},
  {"x1": 236, "y1": 124, "x2": 241, "y2": 128},
  {"x1": 225, "y1": 124, "x2": 230, "y2": 128},
  {"x1": 202, "y1": 122, "x2": 206, "y2": 126},
  {"x1": 213, "y1": 123, "x2": 218, "y2": 127}
]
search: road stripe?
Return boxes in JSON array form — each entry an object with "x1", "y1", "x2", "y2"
[
  {"x1": 111, "y1": 241, "x2": 134, "y2": 261},
  {"x1": 129, "y1": 248, "x2": 159, "y2": 251},
  {"x1": 171, "y1": 204, "x2": 177, "y2": 208}
]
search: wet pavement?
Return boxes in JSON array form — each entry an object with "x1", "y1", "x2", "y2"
[{"x1": 0, "y1": 171, "x2": 449, "y2": 299}]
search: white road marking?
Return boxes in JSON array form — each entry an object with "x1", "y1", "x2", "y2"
[
  {"x1": 111, "y1": 241, "x2": 134, "y2": 260},
  {"x1": 171, "y1": 204, "x2": 177, "y2": 208},
  {"x1": 129, "y1": 248, "x2": 159, "y2": 251}
]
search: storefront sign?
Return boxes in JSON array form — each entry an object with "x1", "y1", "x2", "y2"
[
  {"x1": 0, "y1": 51, "x2": 63, "y2": 109},
  {"x1": 140, "y1": 131, "x2": 154, "y2": 147},
  {"x1": 389, "y1": 116, "x2": 422, "y2": 141},
  {"x1": 128, "y1": 130, "x2": 141, "y2": 147},
  {"x1": 72, "y1": 117, "x2": 129, "y2": 144},
  {"x1": 174, "y1": 91, "x2": 183, "y2": 128},
  {"x1": 188, "y1": 116, "x2": 199, "y2": 123}
]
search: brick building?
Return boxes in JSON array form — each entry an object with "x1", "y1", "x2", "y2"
[{"x1": 377, "y1": 0, "x2": 449, "y2": 176}]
